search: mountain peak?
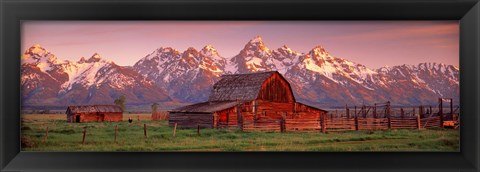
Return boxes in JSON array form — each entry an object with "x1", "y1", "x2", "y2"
[
  {"x1": 26, "y1": 44, "x2": 49, "y2": 56},
  {"x1": 185, "y1": 47, "x2": 198, "y2": 52},
  {"x1": 78, "y1": 57, "x2": 87, "y2": 63},
  {"x1": 202, "y1": 44, "x2": 217, "y2": 51},
  {"x1": 157, "y1": 47, "x2": 179, "y2": 54},
  {"x1": 310, "y1": 45, "x2": 330, "y2": 57},
  {"x1": 242, "y1": 35, "x2": 269, "y2": 53},
  {"x1": 249, "y1": 35, "x2": 263, "y2": 44},
  {"x1": 201, "y1": 44, "x2": 222, "y2": 57},
  {"x1": 86, "y1": 53, "x2": 102, "y2": 63}
]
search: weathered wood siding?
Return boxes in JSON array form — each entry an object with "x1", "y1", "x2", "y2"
[
  {"x1": 236, "y1": 100, "x2": 326, "y2": 132},
  {"x1": 257, "y1": 72, "x2": 295, "y2": 102},
  {"x1": 103, "y1": 113, "x2": 122, "y2": 122},
  {"x1": 216, "y1": 106, "x2": 239, "y2": 128},
  {"x1": 67, "y1": 112, "x2": 122, "y2": 123},
  {"x1": 169, "y1": 112, "x2": 214, "y2": 128}
]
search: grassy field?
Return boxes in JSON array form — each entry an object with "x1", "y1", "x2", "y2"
[{"x1": 21, "y1": 114, "x2": 459, "y2": 152}]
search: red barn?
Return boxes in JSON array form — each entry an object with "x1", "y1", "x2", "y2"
[
  {"x1": 169, "y1": 71, "x2": 327, "y2": 130},
  {"x1": 66, "y1": 105, "x2": 123, "y2": 123}
]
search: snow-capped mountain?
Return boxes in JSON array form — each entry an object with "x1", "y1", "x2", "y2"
[
  {"x1": 21, "y1": 45, "x2": 172, "y2": 107},
  {"x1": 132, "y1": 35, "x2": 459, "y2": 106},
  {"x1": 21, "y1": 36, "x2": 459, "y2": 108},
  {"x1": 226, "y1": 35, "x2": 301, "y2": 74},
  {"x1": 133, "y1": 45, "x2": 227, "y2": 102}
]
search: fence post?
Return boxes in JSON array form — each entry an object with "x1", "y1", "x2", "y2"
[
  {"x1": 213, "y1": 113, "x2": 218, "y2": 129},
  {"x1": 400, "y1": 108, "x2": 404, "y2": 118},
  {"x1": 114, "y1": 125, "x2": 118, "y2": 143},
  {"x1": 82, "y1": 127, "x2": 87, "y2": 145},
  {"x1": 450, "y1": 98, "x2": 453, "y2": 116},
  {"x1": 387, "y1": 117, "x2": 391, "y2": 129},
  {"x1": 197, "y1": 124, "x2": 201, "y2": 136},
  {"x1": 346, "y1": 104, "x2": 350, "y2": 119},
  {"x1": 321, "y1": 115, "x2": 326, "y2": 133},
  {"x1": 354, "y1": 106, "x2": 357, "y2": 118},
  {"x1": 373, "y1": 103, "x2": 377, "y2": 118},
  {"x1": 144, "y1": 124, "x2": 148, "y2": 139},
  {"x1": 173, "y1": 123, "x2": 177, "y2": 137},
  {"x1": 417, "y1": 114, "x2": 421, "y2": 129},
  {"x1": 387, "y1": 101, "x2": 391, "y2": 129},
  {"x1": 355, "y1": 116, "x2": 359, "y2": 131},
  {"x1": 439, "y1": 98, "x2": 444, "y2": 128},
  {"x1": 42, "y1": 126, "x2": 49, "y2": 143}
]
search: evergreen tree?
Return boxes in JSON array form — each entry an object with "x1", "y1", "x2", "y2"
[
  {"x1": 114, "y1": 95, "x2": 126, "y2": 111},
  {"x1": 151, "y1": 103, "x2": 159, "y2": 113}
]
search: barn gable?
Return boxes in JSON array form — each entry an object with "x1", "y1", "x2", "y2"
[{"x1": 208, "y1": 71, "x2": 295, "y2": 102}]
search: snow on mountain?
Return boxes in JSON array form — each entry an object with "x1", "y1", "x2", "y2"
[
  {"x1": 228, "y1": 35, "x2": 302, "y2": 74},
  {"x1": 131, "y1": 35, "x2": 459, "y2": 106},
  {"x1": 21, "y1": 44, "x2": 63, "y2": 72},
  {"x1": 133, "y1": 45, "x2": 227, "y2": 102},
  {"x1": 21, "y1": 45, "x2": 171, "y2": 106},
  {"x1": 21, "y1": 37, "x2": 459, "y2": 107}
]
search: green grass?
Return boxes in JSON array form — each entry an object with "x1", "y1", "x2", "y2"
[{"x1": 21, "y1": 114, "x2": 460, "y2": 152}]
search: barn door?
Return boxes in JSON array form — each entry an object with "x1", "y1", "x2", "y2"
[{"x1": 75, "y1": 115, "x2": 81, "y2": 123}]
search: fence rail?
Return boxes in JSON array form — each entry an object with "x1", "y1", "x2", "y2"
[
  {"x1": 241, "y1": 115, "x2": 445, "y2": 133},
  {"x1": 242, "y1": 119, "x2": 282, "y2": 132}
]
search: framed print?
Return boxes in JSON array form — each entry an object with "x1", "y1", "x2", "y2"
[{"x1": 1, "y1": 0, "x2": 479, "y2": 171}]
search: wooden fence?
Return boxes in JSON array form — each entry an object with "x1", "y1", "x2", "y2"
[
  {"x1": 242, "y1": 119, "x2": 281, "y2": 132},
  {"x1": 241, "y1": 115, "x2": 444, "y2": 133},
  {"x1": 390, "y1": 118, "x2": 418, "y2": 129},
  {"x1": 285, "y1": 119, "x2": 320, "y2": 132},
  {"x1": 324, "y1": 118, "x2": 356, "y2": 132}
]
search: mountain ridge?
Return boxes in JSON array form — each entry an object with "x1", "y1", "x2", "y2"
[{"x1": 22, "y1": 36, "x2": 459, "y2": 108}]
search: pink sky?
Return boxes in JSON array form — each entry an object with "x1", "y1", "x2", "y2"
[{"x1": 21, "y1": 21, "x2": 459, "y2": 68}]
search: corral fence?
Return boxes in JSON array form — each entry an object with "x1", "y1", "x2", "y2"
[
  {"x1": 241, "y1": 115, "x2": 443, "y2": 133},
  {"x1": 241, "y1": 98, "x2": 458, "y2": 133}
]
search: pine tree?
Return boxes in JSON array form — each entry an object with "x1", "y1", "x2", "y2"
[
  {"x1": 151, "y1": 103, "x2": 159, "y2": 113},
  {"x1": 114, "y1": 95, "x2": 126, "y2": 111}
]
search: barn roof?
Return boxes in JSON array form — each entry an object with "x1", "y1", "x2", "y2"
[
  {"x1": 66, "y1": 105, "x2": 123, "y2": 113},
  {"x1": 208, "y1": 71, "x2": 279, "y2": 101},
  {"x1": 170, "y1": 101, "x2": 240, "y2": 113}
]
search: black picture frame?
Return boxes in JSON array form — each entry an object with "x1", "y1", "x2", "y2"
[{"x1": 1, "y1": 0, "x2": 479, "y2": 171}]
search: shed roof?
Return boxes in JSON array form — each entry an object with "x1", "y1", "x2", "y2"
[
  {"x1": 208, "y1": 71, "x2": 278, "y2": 101},
  {"x1": 170, "y1": 101, "x2": 240, "y2": 113},
  {"x1": 66, "y1": 105, "x2": 123, "y2": 114}
]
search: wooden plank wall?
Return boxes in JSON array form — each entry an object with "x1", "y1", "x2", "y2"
[
  {"x1": 169, "y1": 112, "x2": 213, "y2": 128},
  {"x1": 217, "y1": 107, "x2": 238, "y2": 129},
  {"x1": 257, "y1": 72, "x2": 295, "y2": 103}
]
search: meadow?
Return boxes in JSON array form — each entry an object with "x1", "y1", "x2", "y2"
[{"x1": 21, "y1": 114, "x2": 459, "y2": 152}]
